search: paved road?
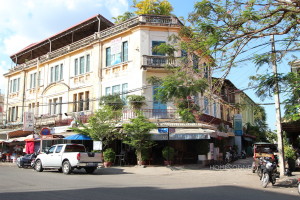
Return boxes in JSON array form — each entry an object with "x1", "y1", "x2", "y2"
[{"x1": 0, "y1": 159, "x2": 298, "y2": 200}]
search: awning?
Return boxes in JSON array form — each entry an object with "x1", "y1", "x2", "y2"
[
  {"x1": 64, "y1": 134, "x2": 92, "y2": 140},
  {"x1": 150, "y1": 128, "x2": 213, "y2": 141},
  {"x1": 8, "y1": 130, "x2": 33, "y2": 138}
]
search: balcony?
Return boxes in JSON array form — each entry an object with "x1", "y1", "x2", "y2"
[
  {"x1": 122, "y1": 109, "x2": 179, "y2": 121},
  {"x1": 141, "y1": 55, "x2": 180, "y2": 69},
  {"x1": 7, "y1": 15, "x2": 182, "y2": 75}
]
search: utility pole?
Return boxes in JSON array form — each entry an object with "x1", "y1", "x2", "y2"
[{"x1": 270, "y1": 35, "x2": 285, "y2": 176}]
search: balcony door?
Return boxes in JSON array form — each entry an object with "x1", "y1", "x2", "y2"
[{"x1": 153, "y1": 86, "x2": 167, "y2": 118}]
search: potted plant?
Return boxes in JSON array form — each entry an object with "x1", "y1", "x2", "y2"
[
  {"x1": 284, "y1": 144, "x2": 296, "y2": 174},
  {"x1": 127, "y1": 95, "x2": 147, "y2": 114},
  {"x1": 103, "y1": 148, "x2": 115, "y2": 168},
  {"x1": 162, "y1": 146, "x2": 175, "y2": 165}
]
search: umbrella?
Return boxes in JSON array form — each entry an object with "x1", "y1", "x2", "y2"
[{"x1": 64, "y1": 134, "x2": 92, "y2": 140}]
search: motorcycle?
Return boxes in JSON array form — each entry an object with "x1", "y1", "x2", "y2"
[{"x1": 259, "y1": 157, "x2": 280, "y2": 188}]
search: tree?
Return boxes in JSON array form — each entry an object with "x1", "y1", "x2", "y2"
[
  {"x1": 183, "y1": 0, "x2": 300, "y2": 176},
  {"x1": 122, "y1": 115, "x2": 157, "y2": 164},
  {"x1": 112, "y1": 12, "x2": 135, "y2": 24},
  {"x1": 71, "y1": 106, "x2": 123, "y2": 149},
  {"x1": 113, "y1": 0, "x2": 174, "y2": 24},
  {"x1": 100, "y1": 94, "x2": 124, "y2": 111},
  {"x1": 127, "y1": 94, "x2": 147, "y2": 111},
  {"x1": 133, "y1": 0, "x2": 173, "y2": 15}
]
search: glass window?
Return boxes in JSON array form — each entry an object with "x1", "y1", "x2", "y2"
[
  {"x1": 30, "y1": 74, "x2": 33, "y2": 89},
  {"x1": 55, "y1": 65, "x2": 59, "y2": 82},
  {"x1": 60, "y1": 64, "x2": 63, "y2": 80},
  {"x1": 79, "y1": 93, "x2": 84, "y2": 111},
  {"x1": 213, "y1": 102, "x2": 217, "y2": 117},
  {"x1": 122, "y1": 83, "x2": 128, "y2": 102},
  {"x1": 74, "y1": 58, "x2": 78, "y2": 76},
  {"x1": 204, "y1": 97, "x2": 209, "y2": 114},
  {"x1": 122, "y1": 41, "x2": 128, "y2": 62},
  {"x1": 79, "y1": 56, "x2": 85, "y2": 74},
  {"x1": 86, "y1": 54, "x2": 90, "y2": 72},
  {"x1": 73, "y1": 94, "x2": 77, "y2": 112},
  {"x1": 47, "y1": 146, "x2": 56, "y2": 154},
  {"x1": 55, "y1": 145, "x2": 63, "y2": 153},
  {"x1": 13, "y1": 79, "x2": 17, "y2": 92},
  {"x1": 85, "y1": 91, "x2": 90, "y2": 110},
  {"x1": 105, "y1": 87, "x2": 111, "y2": 95},
  {"x1": 65, "y1": 145, "x2": 86, "y2": 152},
  {"x1": 106, "y1": 47, "x2": 111, "y2": 67},
  {"x1": 17, "y1": 78, "x2": 20, "y2": 91},
  {"x1": 50, "y1": 67, "x2": 54, "y2": 83},
  {"x1": 33, "y1": 73, "x2": 36, "y2": 88},
  {"x1": 152, "y1": 41, "x2": 165, "y2": 56},
  {"x1": 112, "y1": 85, "x2": 120, "y2": 94}
]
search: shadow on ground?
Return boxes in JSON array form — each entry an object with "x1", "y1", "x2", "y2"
[{"x1": 0, "y1": 185, "x2": 297, "y2": 200}]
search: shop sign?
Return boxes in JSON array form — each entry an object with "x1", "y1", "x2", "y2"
[
  {"x1": 23, "y1": 112, "x2": 34, "y2": 131},
  {"x1": 234, "y1": 114, "x2": 243, "y2": 136}
]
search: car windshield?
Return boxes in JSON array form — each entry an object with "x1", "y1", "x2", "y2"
[{"x1": 65, "y1": 145, "x2": 86, "y2": 152}]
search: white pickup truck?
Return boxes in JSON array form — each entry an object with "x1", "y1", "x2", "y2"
[{"x1": 34, "y1": 144, "x2": 103, "y2": 174}]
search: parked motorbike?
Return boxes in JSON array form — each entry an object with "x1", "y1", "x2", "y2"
[
  {"x1": 259, "y1": 157, "x2": 280, "y2": 188},
  {"x1": 225, "y1": 151, "x2": 232, "y2": 163},
  {"x1": 240, "y1": 151, "x2": 246, "y2": 159}
]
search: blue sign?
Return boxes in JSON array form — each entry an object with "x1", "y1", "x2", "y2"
[
  {"x1": 234, "y1": 114, "x2": 243, "y2": 136},
  {"x1": 158, "y1": 128, "x2": 168, "y2": 133}
]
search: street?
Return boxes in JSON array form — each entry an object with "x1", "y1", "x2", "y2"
[{"x1": 0, "y1": 159, "x2": 298, "y2": 200}]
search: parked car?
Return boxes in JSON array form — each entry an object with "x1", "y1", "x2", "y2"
[
  {"x1": 16, "y1": 153, "x2": 37, "y2": 168},
  {"x1": 34, "y1": 144, "x2": 103, "y2": 174}
]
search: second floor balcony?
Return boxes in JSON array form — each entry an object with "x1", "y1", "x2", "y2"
[{"x1": 141, "y1": 55, "x2": 180, "y2": 69}]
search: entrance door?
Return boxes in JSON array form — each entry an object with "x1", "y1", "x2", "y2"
[{"x1": 153, "y1": 86, "x2": 167, "y2": 118}]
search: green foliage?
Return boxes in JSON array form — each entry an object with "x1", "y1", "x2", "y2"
[
  {"x1": 113, "y1": 12, "x2": 135, "y2": 24},
  {"x1": 127, "y1": 95, "x2": 147, "y2": 110},
  {"x1": 100, "y1": 94, "x2": 124, "y2": 111},
  {"x1": 133, "y1": 0, "x2": 173, "y2": 15},
  {"x1": 162, "y1": 146, "x2": 175, "y2": 160},
  {"x1": 103, "y1": 148, "x2": 116, "y2": 162},
  {"x1": 185, "y1": 0, "x2": 300, "y2": 103},
  {"x1": 71, "y1": 106, "x2": 122, "y2": 148},
  {"x1": 284, "y1": 144, "x2": 296, "y2": 160},
  {"x1": 123, "y1": 115, "x2": 157, "y2": 161}
]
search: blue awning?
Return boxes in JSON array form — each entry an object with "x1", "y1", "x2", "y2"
[{"x1": 64, "y1": 134, "x2": 92, "y2": 140}]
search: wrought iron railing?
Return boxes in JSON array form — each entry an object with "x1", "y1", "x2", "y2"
[
  {"x1": 142, "y1": 55, "x2": 180, "y2": 68},
  {"x1": 122, "y1": 109, "x2": 178, "y2": 120}
]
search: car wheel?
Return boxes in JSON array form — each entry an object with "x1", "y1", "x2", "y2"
[
  {"x1": 35, "y1": 160, "x2": 43, "y2": 172},
  {"x1": 85, "y1": 167, "x2": 96, "y2": 174},
  {"x1": 62, "y1": 161, "x2": 72, "y2": 174}
]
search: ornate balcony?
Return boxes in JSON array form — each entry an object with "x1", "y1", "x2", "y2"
[
  {"x1": 122, "y1": 109, "x2": 178, "y2": 121},
  {"x1": 141, "y1": 55, "x2": 180, "y2": 69}
]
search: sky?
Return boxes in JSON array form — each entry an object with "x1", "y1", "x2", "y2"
[{"x1": 0, "y1": 0, "x2": 290, "y2": 130}]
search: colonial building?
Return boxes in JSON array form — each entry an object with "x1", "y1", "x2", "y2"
[{"x1": 3, "y1": 14, "x2": 258, "y2": 164}]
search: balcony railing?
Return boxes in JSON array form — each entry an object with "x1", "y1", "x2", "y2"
[
  {"x1": 122, "y1": 109, "x2": 178, "y2": 120},
  {"x1": 8, "y1": 15, "x2": 182, "y2": 74},
  {"x1": 142, "y1": 55, "x2": 180, "y2": 68}
]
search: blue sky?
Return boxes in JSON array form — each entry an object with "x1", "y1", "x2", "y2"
[{"x1": 0, "y1": 0, "x2": 289, "y2": 130}]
